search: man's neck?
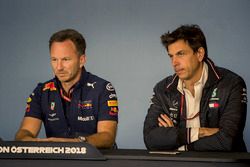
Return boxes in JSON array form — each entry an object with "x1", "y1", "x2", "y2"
[{"x1": 61, "y1": 82, "x2": 75, "y2": 95}]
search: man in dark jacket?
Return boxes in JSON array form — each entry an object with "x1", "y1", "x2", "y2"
[{"x1": 143, "y1": 24, "x2": 247, "y2": 151}]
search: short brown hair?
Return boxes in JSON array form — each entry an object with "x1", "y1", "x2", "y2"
[{"x1": 49, "y1": 29, "x2": 86, "y2": 55}]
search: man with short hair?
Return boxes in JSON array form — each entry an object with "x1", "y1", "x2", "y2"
[
  {"x1": 143, "y1": 25, "x2": 247, "y2": 151},
  {"x1": 15, "y1": 29, "x2": 118, "y2": 149}
]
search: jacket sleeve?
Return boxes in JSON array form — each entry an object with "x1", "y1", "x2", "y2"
[
  {"x1": 187, "y1": 76, "x2": 247, "y2": 151},
  {"x1": 143, "y1": 85, "x2": 188, "y2": 150}
]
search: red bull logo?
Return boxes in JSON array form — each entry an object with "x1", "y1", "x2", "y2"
[{"x1": 43, "y1": 82, "x2": 57, "y2": 91}]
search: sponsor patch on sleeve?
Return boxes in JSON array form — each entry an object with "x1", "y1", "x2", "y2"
[
  {"x1": 109, "y1": 107, "x2": 118, "y2": 116},
  {"x1": 25, "y1": 104, "x2": 30, "y2": 112},
  {"x1": 241, "y1": 88, "x2": 248, "y2": 103},
  {"x1": 25, "y1": 93, "x2": 35, "y2": 112},
  {"x1": 26, "y1": 97, "x2": 32, "y2": 103},
  {"x1": 107, "y1": 100, "x2": 118, "y2": 107},
  {"x1": 106, "y1": 83, "x2": 115, "y2": 91},
  {"x1": 109, "y1": 93, "x2": 117, "y2": 99}
]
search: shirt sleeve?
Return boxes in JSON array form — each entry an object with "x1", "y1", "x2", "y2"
[
  {"x1": 24, "y1": 83, "x2": 43, "y2": 120},
  {"x1": 98, "y1": 82, "x2": 118, "y2": 122}
]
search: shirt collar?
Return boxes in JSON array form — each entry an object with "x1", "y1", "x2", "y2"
[
  {"x1": 177, "y1": 62, "x2": 208, "y2": 94},
  {"x1": 55, "y1": 67, "x2": 87, "y2": 97}
]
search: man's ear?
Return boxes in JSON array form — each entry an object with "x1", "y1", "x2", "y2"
[
  {"x1": 197, "y1": 47, "x2": 205, "y2": 62},
  {"x1": 80, "y1": 54, "x2": 86, "y2": 68}
]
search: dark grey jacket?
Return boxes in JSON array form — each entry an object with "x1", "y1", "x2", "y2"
[{"x1": 144, "y1": 59, "x2": 247, "y2": 151}]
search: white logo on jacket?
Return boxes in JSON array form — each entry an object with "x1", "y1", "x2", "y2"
[{"x1": 87, "y1": 82, "x2": 96, "y2": 89}]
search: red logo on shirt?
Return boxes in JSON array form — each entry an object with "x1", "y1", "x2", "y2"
[
  {"x1": 25, "y1": 104, "x2": 30, "y2": 112},
  {"x1": 43, "y1": 82, "x2": 57, "y2": 91},
  {"x1": 109, "y1": 107, "x2": 118, "y2": 116}
]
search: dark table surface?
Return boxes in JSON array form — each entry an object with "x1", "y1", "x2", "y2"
[
  {"x1": 101, "y1": 149, "x2": 250, "y2": 162},
  {"x1": 1, "y1": 141, "x2": 250, "y2": 167},
  {"x1": 1, "y1": 149, "x2": 250, "y2": 167}
]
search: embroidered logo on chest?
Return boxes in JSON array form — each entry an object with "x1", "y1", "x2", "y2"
[
  {"x1": 209, "y1": 88, "x2": 220, "y2": 108},
  {"x1": 78, "y1": 100, "x2": 93, "y2": 110}
]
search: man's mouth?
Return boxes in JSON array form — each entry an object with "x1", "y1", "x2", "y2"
[
  {"x1": 57, "y1": 73, "x2": 67, "y2": 76},
  {"x1": 175, "y1": 68, "x2": 184, "y2": 74}
]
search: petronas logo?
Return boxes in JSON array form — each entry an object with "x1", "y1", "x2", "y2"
[{"x1": 212, "y1": 88, "x2": 217, "y2": 98}]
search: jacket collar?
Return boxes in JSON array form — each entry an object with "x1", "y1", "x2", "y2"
[
  {"x1": 165, "y1": 57, "x2": 221, "y2": 91},
  {"x1": 203, "y1": 58, "x2": 221, "y2": 88},
  {"x1": 77, "y1": 67, "x2": 89, "y2": 88}
]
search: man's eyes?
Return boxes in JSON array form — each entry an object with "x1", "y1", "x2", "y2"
[
  {"x1": 177, "y1": 52, "x2": 185, "y2": 56},
  {"x1": 169, "y1": 51, "x2": 186, "y2": 58},
  {"x1": 51, "y1": 58, "x2": 71, "y2": 61},
  {"x1": 63, "y1": 58, "x2": 70, "y2": 61}
]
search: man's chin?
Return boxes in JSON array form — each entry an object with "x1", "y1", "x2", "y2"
[
  {"x1": 57, "y1": 77, "x2": 69, "y2": 83},
  {"x1": 176, "y1": 74, "x2": 187, "y2": 80}
]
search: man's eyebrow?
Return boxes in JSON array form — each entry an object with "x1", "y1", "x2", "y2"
[
  {"x1": 168, "y1": 50, "x2": 184, "y2": 56},
  {"x1": 168, "y1": 53, "x2": 173, "y2": 57},
  {"x1": 176, "y1": 50, "x2": 185, "y2": 55}
]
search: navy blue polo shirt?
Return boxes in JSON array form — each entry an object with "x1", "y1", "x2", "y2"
[{"x1": 24, "y1": 69, "x2": 118, "y2": 138}]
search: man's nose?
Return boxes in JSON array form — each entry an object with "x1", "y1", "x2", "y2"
[
  {"x1": 172, "y1": 56, "x2": 179, "y2": 66},
  {"x1": 56, "y1": 60, "x2": 63, "y2": 70}
]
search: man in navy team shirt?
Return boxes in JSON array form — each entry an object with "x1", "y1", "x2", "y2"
[{"x1": 15, "y1": 29, "x2": 118, "y2": 149}]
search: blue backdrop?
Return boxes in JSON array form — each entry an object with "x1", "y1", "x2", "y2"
[{"x1": 0, "y1": 0, "x2": 249, "y2": 150}]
